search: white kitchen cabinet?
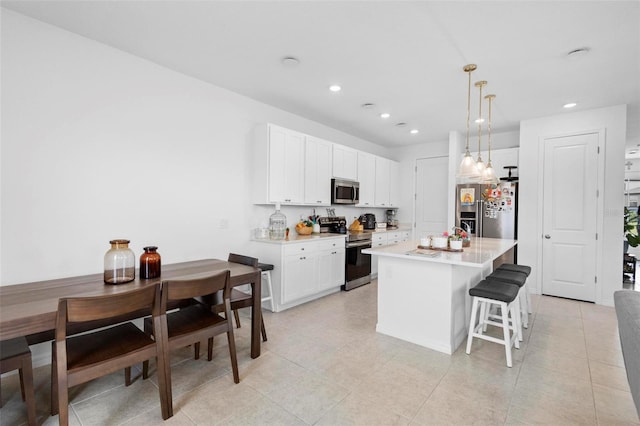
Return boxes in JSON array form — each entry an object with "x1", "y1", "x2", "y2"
[
  {"x1": 317, "y1": 239, "x2": 346, "y2": 292},
  {"x1": 374, "y1": 156, "x2": 391, "y2": 207},
  {"x1": 250, "y1": 236, "x2": 346, "y2": 311},
  {"x1": 282, "y1": 250, "x2": 318, "y2": 304},
  {"x1": 357, "y1": 151, "x2": 376, "y2": 207},
  {"x1": 389, "y1": 160, "x2": 400, "y2": 207},
  {"x1": 333, "y1": 145, "x2": 358, "y2": 181},
  {"x1": 253, "y1": 124, "x2": 305, "y2": 204},
  {"x1": 304, "y1": 136, "x2": 332, "y2": 205}
]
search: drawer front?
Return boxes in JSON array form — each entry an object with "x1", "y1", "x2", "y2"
[
  {"x1": 373, "y1": 233, "x2": 387, "y2": 243},
  {"x1": 284, "y1": 243, "x2": 316, "y2": 256},
  {"x1": 317, "y1": 238, "x2": 345, "y2": 251}
]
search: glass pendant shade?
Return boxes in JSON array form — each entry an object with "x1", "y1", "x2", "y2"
[
  {"x1": 481, "y1": 161, "x2": 499, "y2": 184},
  {"x1": 475, "y1": 157, "x2": 486, "y2": 176},
  {"x1": 458, "y1": 150, "x2": 478, "y2": 178}
]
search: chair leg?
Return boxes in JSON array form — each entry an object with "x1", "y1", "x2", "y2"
[
  {"x1": 233, "y1": 309, "x2": 241, "y2": 329},
  {"x1": 500, "y1": 301, "x2": 513, "y2": 368},
  {"x1": 142, "y1": 360, "x2": 150, "y2": 379},
  {"x1": 226, "y1": 329, "x2": 240, "y2": 384},
  {"x1": 207, "y1": 338, "x2": 214, "y2": 361},
  {"x1": 125, "y1": 366, "x2": 132, "y2": 386},
  {"x1": 51, "y1": 342, "x2": 58, "y2": 416},
  {"x1": 194, "y1": 342, "x2": 201, "y2": 360},
  {"x1": 20, "y1": 356, "x2": 37, "y2": 426},
  {"x1": 466, "y1": 297, "x2": 480, "y2": 354},
  {"x1": 260, "y1": 317, "x2": 268, "y2": 342}
]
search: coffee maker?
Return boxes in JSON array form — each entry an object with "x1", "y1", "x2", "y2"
[{"x1": 386, "y1": 209, "x2": 398, "y2": 229}]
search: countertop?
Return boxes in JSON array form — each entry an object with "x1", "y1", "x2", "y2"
[
  {"x1": 252, "y1": 233, "x2": 346, "y2": 244},
  {"x1": 363, "y1": 237, "x2": 517, "y2": 268}
]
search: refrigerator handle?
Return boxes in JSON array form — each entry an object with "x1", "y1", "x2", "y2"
[{"x1": 477, "y1": 198, "x2": 483, "y2": 237}]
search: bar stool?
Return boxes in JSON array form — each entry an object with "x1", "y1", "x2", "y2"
[
  {"x1": 466, "y1": 280, "x2": 521, "y2": 368},
  {"x1": 258, "y1": 262, "x2": 275, "y2": 312},
  {"x1": 497, "y1": 263, "x2": 532, "y2": 314},
  {"x1": 486, "y1": 269, "x2": 529, "y2": 329},
  {"x1": 0, "y1": 337, "x2": 36, "y2": 426}
]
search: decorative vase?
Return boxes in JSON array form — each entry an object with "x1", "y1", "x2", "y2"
[
  {"x1": 104, "y1": 239, "x2": 135, "y2": 284},
  {"x1": 313, "y1": 223, "x2": 320, "y2": 234},
  {"x1": 450, "y1": 240, "x2": 463, "y2": 250},
  {"x1": 140, "y1": 246, "x2": 161, "y2": 279}
]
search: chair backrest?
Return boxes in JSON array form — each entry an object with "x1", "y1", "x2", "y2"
[
  {"x1": 56, "y1": 283, "x2": 160, "y2": 340},
  {"x1": 228, "y1": 253, "x2": 259, "y2": 268},
  {"x1": 161, "y1": 270, "x2": 231, "y2": 307}
]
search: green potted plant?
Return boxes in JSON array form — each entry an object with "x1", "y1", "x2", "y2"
[{"x1": 624, "y1": 207, "x2": 640, "y2": 252}]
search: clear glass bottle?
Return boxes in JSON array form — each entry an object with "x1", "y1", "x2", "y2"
[
  {"x1": 104, "y1": 239, "x2": 135, "y2": 284},
  {"x1": 140, "y1": 246, "x2": 161, "y2": 279},
  {"x1": 269, "y1": 203, "x2": 287, "y2": 240}
]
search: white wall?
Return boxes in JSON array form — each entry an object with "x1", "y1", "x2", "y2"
[
  {"x1": 0, "y1": 10, "x2": 393, "y2": 285},
  {"x1": 519, "y1": 105, "x2": 626, "y2": 306},
  {"x1": 393, "y1": 130, "x2": 520, "y2": 227}
]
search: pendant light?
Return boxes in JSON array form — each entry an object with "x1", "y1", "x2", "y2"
[
  {"x1": 473, "y1": 80, "x2": 488, "y2": 178},
  {"x1": 481, "y1": 94, "x2": 499, "y2": 184},
  {"x1": 457, "y1": 64, "x2": 480, "y2": 181}
]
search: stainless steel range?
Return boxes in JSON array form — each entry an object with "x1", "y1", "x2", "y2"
[{"x1": 345, "y1": 231, "x2": 372, "y2": 291}]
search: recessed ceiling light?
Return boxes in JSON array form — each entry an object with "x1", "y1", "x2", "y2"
[
  {"x1": 380, "y1": 113, "x2": 390, "y2": 119},
  {"x1": 329, "y1": 85, "x2": 341, "y2": 92},
  {"x1": 395, "y1": 122, "x2": 407, "y2": 127},
  {"x1": 563, "y1": 102, "x2": 577, "y2": 108},
  {"x1": 410, "y1": 129, "x2": 419, "y2": 134},
  {"x1": 281, "y1": 56, "x2": 300, "y2": 67},
  {"x1": 567, "y1": 47, "x2": 590, "y2": 58},
  {"x1": 361, "y1": 103, "x2": 375, "y2": 109}
]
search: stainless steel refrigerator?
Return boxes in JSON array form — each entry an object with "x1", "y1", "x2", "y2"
[{"x1": 455, "y1": 181, "x2": 518, "y2": 239}]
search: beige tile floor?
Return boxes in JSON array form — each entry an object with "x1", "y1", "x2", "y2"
[{"x1": 1, "y1": 280, "x2": 639, "y2": 425}]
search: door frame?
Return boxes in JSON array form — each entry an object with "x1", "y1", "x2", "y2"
[{"x1": 535, "y1": 128, "x2": 606, "y2": 304}]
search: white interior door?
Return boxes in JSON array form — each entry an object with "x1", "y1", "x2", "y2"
[
  {"x1": 542, "y1": 133, "x2": 598, "y2": 302},
  {"x1": 415, "y1": 156, "x2": 449, "y2": 237}
]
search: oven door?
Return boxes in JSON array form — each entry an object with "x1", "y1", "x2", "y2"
[{"x1": 344, "y1": 240, "x2": 371, "y2": 290}]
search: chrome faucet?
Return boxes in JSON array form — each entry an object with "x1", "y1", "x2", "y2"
[{"x1": 452, "y1": 225, "x2": 471, "y2": 239}]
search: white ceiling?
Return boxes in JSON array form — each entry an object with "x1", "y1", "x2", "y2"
[{"x1": 2, "y1": 0, "x2": 639, "y2": 150}]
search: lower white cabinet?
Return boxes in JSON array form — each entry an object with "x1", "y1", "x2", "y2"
[{"x1": 251, "y1": 236, "x2": 345, "y2": 311}]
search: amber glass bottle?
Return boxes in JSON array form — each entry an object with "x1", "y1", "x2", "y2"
[{"x1": 140, "y1": 246, "x2": 161, "y2": 279}]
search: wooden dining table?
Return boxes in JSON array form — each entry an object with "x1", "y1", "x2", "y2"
[{"x1": 0, "y1": 259, "x2": 262, "y2": 358}]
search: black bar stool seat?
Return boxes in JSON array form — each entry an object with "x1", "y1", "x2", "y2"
[
  {"x1": 469, "y1": 280, "x2": 520, "y2": 303},
  {"x1": 486, "y1": 269, "x2": 527, "y2": 287},
  {"x1": 497, "y1": 263, "x2": 531, "y2": 277},
  {"x1": 258, "y1": 262, "x2": 274, "y2": 272}
]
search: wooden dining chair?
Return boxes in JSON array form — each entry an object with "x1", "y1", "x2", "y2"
[
  {"x1": 0, "y1": 337, "x2": 36, "y2": 426},
  {"x1": 142, "y1": 270, "x2": 240, "y2": 384},
  {"x1": 51, "y1": 283, "x2": 172, "y2": 426},
  {"x1": 227, "y1": 253, "x2": 268, "y2": 342}
]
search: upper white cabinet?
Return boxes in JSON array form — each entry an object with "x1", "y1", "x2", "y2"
[
  {"x1": 254, "y1": 123, "x2": 400, "y2": 207},
  {"x1": 268, "y1": 125, "x2": 305, "y2": 204},
  {"x1": 357, "y1": 151, "x2": 376, "y2": 207},
  {"x1": 304, "y1": 136, "x2": 332, "y2": 205},
  {"x1": 374, "y1": 156, "x2": 391, "y2": 207},
  {"x1": 333, "y1": 145, "x2": 358, "y2": 181},
  {"x1": 389, "y1": 160, "x2": 400, "y2": 207}
]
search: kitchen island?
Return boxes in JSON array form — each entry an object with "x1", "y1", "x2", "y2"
[{"x1": 363, "y1": 238, "x2": 517, "y2": 354}]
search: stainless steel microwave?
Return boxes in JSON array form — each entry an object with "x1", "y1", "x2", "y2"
[{"x1": 331, "y1": 178, "x2": 360, "y2": 205}]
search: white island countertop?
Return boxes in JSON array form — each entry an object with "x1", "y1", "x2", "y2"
[{"x1": 363, "y1": 237, "x2": 517, "y2": 268}]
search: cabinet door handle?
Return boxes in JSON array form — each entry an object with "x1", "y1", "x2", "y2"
[
  {"x1": 331, "y1": 251, "x2": 337, "y2": 254},
  {"x1": 301, "y1": 247, "x2": 305, "y2": 251},
  {"x1": 300, "y1": 256, "x2": 306, "y2": 260},
  {"x1": 544, "y1": 234, "x2": 551, "y2": 239},
  {"x1": 317, "y1": 201, "x2": 322, "y2": 203}
]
